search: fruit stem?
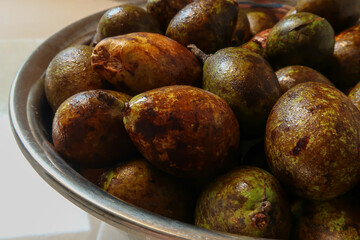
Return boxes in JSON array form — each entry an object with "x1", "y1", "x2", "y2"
[{"x1": 187, "y1": 44, "x2": 211, "y2": 63}]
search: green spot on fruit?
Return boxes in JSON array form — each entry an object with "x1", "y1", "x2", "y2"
[
  {"x1": 329, "y1": 214, "x2": 346, "y2": 232},
  {"x1": 103, "y1": 169, "x2": 114, "y2": 191}
]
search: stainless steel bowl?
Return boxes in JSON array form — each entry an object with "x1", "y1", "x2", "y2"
[{"x1": 9, "y1": 1, "x2": 296, "y2": 239}]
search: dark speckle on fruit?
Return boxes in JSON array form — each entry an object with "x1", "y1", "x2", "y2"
[{"x1": 291, "y1": 135, "x2": 310, "y2": 156}]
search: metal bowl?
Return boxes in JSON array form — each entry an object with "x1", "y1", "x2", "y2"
[{"x1": 9, "y1": 1, "x2": 296, "y2": 239}]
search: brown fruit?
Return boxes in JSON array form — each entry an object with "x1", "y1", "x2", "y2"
[
  {"x1": 101, "y1": 158, "x2": 195, "y2": 222},
  {"x1": 275, "y1": 65, "x2": 334, "y2": 93},
  {"x1": 52, "y1": 89, "x2": 135, "y2": 168},
  {"x1": 265, "y1": 82, "x2": 360, "y2": 200},
  {"x1": 45, "y1": 45, "x2": 109, "y2": 112},
  {"x1": 91, "y1": 32, "x2": 202, "y2": 95},
  {"x1": 123, "y1": 85, "x2": 240, "y2": 179},
  {"x1": 327, "y1": 24, "x2": 360, "y2": 90}
]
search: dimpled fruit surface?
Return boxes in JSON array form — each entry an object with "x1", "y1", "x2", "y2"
[{"x1": 265, "y1": 82, "x2": 360, "y2": 200}]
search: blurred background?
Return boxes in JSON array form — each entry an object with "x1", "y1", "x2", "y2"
[{"x1": 0, "y1": 1, "x2": 145, "y2": 239}]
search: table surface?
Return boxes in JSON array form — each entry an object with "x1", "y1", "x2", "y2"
[{"x1": 0, "y1": 1, "x2": 146, "y2": 239}]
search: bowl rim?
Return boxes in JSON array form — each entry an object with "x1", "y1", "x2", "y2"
[{"x1": 7, "y1": 2, "x2": 271, "y2": 240}]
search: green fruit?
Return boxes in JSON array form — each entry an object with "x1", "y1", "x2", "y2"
[
  {"x1": 91, "y1": 32, "x2": 202, "y2": 95},
  {"x1": 291, "y1": 195, "x2": 360, "y2": 239},
  {"x1": 275, "y1": 65, "x2": 334, "y2": 93},
  {"x1": 202, "y1": 47, "x2": 281, "y2": 137},
  {"x1": 328, "y1": 25, "x2": 360, "y2": 90},
  {"x1": 52, "y1": 89, "x2": 135, "y2": 168},
  {"x1": 165, "y1": 0, "x2": 248, "y2": 53},
  {"x1": 95, "y1": 5, "x2": 162, "y2": 43},
  {"x1": 101, "y1": 158, "x2": 195, "y2": 222},
  {"x1": 45, "y1": 45, "x2": 108, "y2": 112},
  {"x1": 123, "y1": 85, "x2": 240, "y2": 179},
  {"x1": 195, "y1": 166, "x2": 291, "y2": 239},
  {"x1": 266, "y1": 12, "x2": 335, "y2": 70},
  {"x1": 295, "y1": 0, "x2": 360, "y2": 32},
  {"x1": 265, "y1": 82, "x2": 360, "y2": 200},
  {"x1": 146, "y1": 0, "x2": 193, "y2": 32}
]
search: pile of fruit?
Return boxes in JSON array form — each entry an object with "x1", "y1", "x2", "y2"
[{"x1": 43, "y1": 0, "x2": 360, "y2": 239}]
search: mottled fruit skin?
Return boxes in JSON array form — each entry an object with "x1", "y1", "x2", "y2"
[
  {"x1": 52, "y1": 90, "x2": 135, "y2": 168},
  {"x1": 266, "y1": 12, "x2": 335, "y2": 70},
  {"x1": 123, "y1": 85, "x2": 240, "y2": 179},
  {"x1": 240, "y1": 28, "x2": 271, "y2": 57},
  {"x1": 195, "y1": 166, "x2": 291, "y2": 239},
  {"x1": 91, "y1": 32, "x2": 202, "y2": 95},
  {"x1": 246, "y1": 10, "x2": 277, "y2": 36},
  {"x1": 165, "y1": 0, "x2": 242, "y2": 54},
  {"x1": 45, "y1": 45, "x2": 108, "y2": 112},
  {"x1": 291, "y1": 195, "x2": 360, "y2": 239},
  {"x1": 95, "y1": 5, "x2": 162, "y2": 43},
  {"x1": 327, "y1": 25, "x2": 360, "y2": 90},
  {"x1": 348, "y1": 81, "x2": 360, "y2": 111},
  {"x1": 295, "y1": 0, "x2": 360, "y2": 32},
  {"x1": 101, "y1": 158, "x2": 195, "y2": 222},
  {"x1": 276, "y1": 65, "x2": 334, "y2": 93},
  {"x1": 203, "y1": 47, "x2": 281, "y2": 138},
  {"x1": 146, "y1": 0, "x2": 193, "y2": 32},
  {"x1": 265, "y1": 82, "x2": 360, "y2": 200}
]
